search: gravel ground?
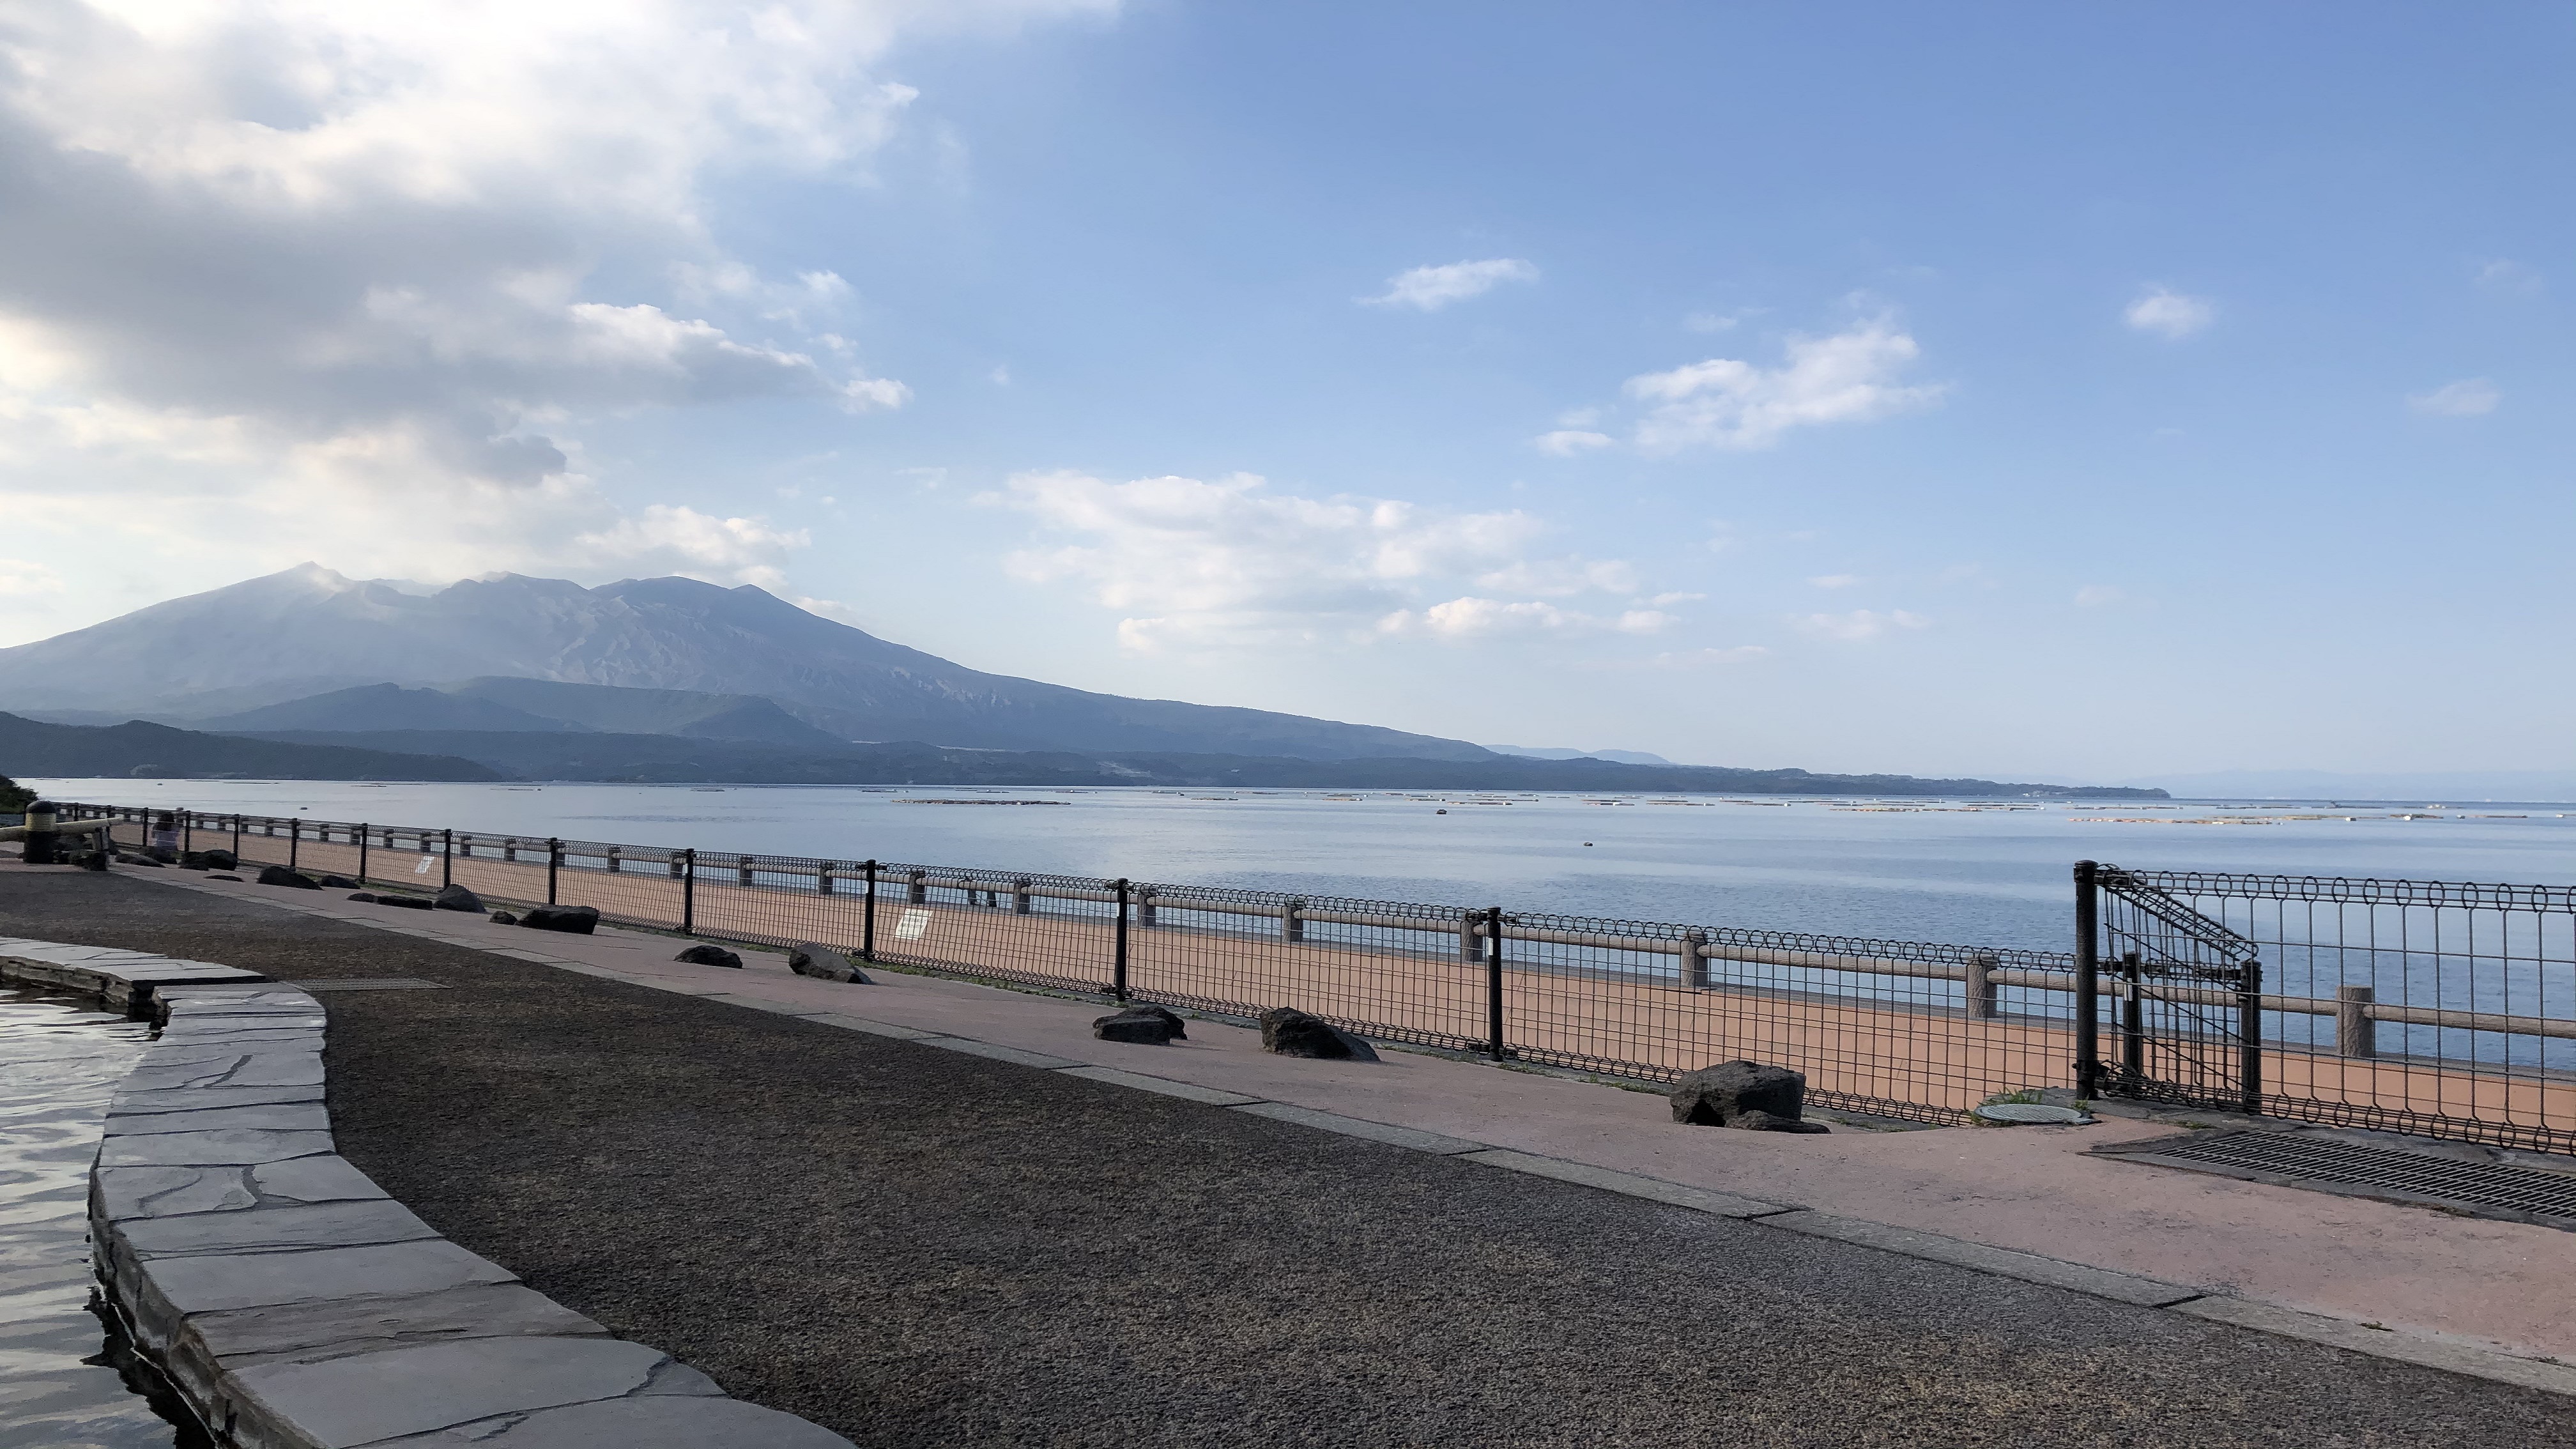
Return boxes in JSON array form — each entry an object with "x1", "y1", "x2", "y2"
[{"x1": 9, "y1": 866, "x2": 2572, "y2": 1449}]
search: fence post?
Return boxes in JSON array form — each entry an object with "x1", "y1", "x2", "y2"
[
  {"x1": 1014, "y1": 877, "x2": 1033, "y2": 916},
  {"x1": 358, "y1": 823, "x2": 370, "y2": 884},
  {"x1": 861, "y1": 860, "x2": 878, "y2": 962},
  {"x1": 1138, "y1": 885, "x2": 1156, "y2": 928},
  {"x1": 1113, "y1": 878, "x2": 1131, "y2": 1001},
  {"x1": 441, "y1": 829, "x2": 452, "y2": 889},
  {"x1": 1459, "y1": 912, "x2": 1480, "y2": 964},
  {"x1": 2336, "y1": 984, "x2": 2377, "y2": 1059},
  {"x1": 1484, "y1": 906, "x2": 1506, "y2": 1060},
  {"x1": 682, "y1": 848, "x2": 696, "y2": 936},
  {"x1": 1681, "y1": 929, "x2": 1709, "y2": 990},
  {"x1": 1284, "y1": 897, "x2": 1305, "y2": 944},
  {"x1": 2072, "y1": 861, "x2": 2104, "y2": 1099},
  {"x1": 233, "y1": 813, "x2": 242, "y2": 857},
  {"x1": 288, "y1": 817, "x2": 300, "y2": 871},
  {"x1": 2120, "y1": 951, "x2": 2145, "y2": 1083},
  {"x1": 547, "y1": 839, "x2": 561, "y2": 905},
  {"x1": 738, "y1": 857, "x2": 754, "y2": 888},
  {"x1": 1965, "y1": 949, "x2": 1998, "y2": 1019},
  {"x1": 2239, "y1": 957, "x2": 2264, "y2": 1116},
  {"x1": 818, "y1": 861, "x2": 834, "y2": 895},
  {"x1": 183, "y1": 811, "x2": 193, "y2": 854},
  {"x1": 907, "y1": 870, "x2": 926, "y2": 905}
]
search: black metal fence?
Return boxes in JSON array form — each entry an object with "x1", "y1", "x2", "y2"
[{"x1": 54, "y1": 805, "x2": 2576, "y2": 1151}]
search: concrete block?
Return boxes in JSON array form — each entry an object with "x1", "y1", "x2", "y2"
[
  {"x1": 138, "y1": 1239, "x2": 518, "y2": 1319},
  {"x1": 2174, "y1": 1296, "x2": 2576, "y2": 1395},
  {"x1": 193, "y1": 1283, "x2": 609, "y2": 1370},
  {"x1": 123, "y1": 1052, "x2": 325, "y2": 1093},
  {"x1": 223, "y1": 1338, "x2": 710, "y2": 1449},
  {"x1": 111, "y1": 1083, "x2": 325, "y2": 1116},
  {"x1": 365, "y1": 1395, "x2": 859, "y2": 1448},
  {"x1": 98, "y1": 1128, "x2": 335, "y2": 1169},
  {"x1": 120, "y1": 1200, "x2": 438, "y2": 1259}
]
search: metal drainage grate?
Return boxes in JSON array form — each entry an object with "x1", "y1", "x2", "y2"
[
  {"x1": 2097, "y1": 1130, "x2": 2576, "y2": 1230},
  {"x1": 282, "y1": 977, "x2": 447, "y2": 992}
]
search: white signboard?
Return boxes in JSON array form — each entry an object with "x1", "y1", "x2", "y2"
[
  {"x1": 893, "y1": 908, "x2": 933, "y2": 942},
  {"x1": 413, "y1": 856, "x2": 437, "y2": 875}
]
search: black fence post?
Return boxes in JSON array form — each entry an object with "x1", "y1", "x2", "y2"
[
  {"x1": 2120, "y1": 950, "x2": 2145, "y2": 1085},
  {"x1": 1112, "y1": 878, "x2": 1131, "y2": 1001},
  {"x1": 2073, "y1": 861, "x2": 2104, "y2": 1099},
  {"x1": 358, "y1": 824, "x2": 370, "y2": 885},
  {"x1": 441, "y1": 829, "x2": 453, "y2": 889},
  {"x1": 682, "y1": 849, "x2": 696, "y2": 936},
  {"x1": 546, "y1": 838, "x2": 561, "y2": 905},
  {"x1": 1484, "y1": 905, "x2": 1506, "y2": 1060},
  {"x1": 288, "y1": 817, "x2": 300, "y2": 871},
  {"x1": 2238, "y1": 956, "x2": 2264, "y2": 1117},
  {"x1": 861, "y1": 860, "x2": 878, "y2": 962},
  {"x1": 233, "y1": 813, "x2": 242, "y2": 857},
  {"x1": 182, "y1": 811, "x2": 193, "y2": 854}
]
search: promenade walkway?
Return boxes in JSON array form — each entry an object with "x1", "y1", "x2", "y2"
[{"x1": 6, "y1": 864, "x2": 2573, "y2": 1447}]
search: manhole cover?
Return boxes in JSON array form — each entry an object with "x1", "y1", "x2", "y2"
[
  {"x1": 2094, "y1": 1130, "x2": 2576, "y2": 1230},
  {"x1": 1973, "y1": 1102, "x2": 2092, "y2": 1125}
]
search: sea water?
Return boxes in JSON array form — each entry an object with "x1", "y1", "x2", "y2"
[{"x1": 27, "y1": 781, "x2": 2576, "y2": 953}]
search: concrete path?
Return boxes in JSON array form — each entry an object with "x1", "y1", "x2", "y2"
[{"x1": 8, "y1": 864, "x2": 2575, "y2": 1447}]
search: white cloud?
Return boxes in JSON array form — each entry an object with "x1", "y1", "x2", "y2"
[
  {"x1": 993, "y1": 470, "x2": 1660, "y2": 653},
  {"x1": 1379, "y1": 599, "x2": 1676, "y2": 643},
  {"x1": 0, "y1": 1, "x2": 1098, "y2": 617},
  {"x1": 2407, "y1": 378, "x2": 2499, "y2": 417},
  {"x1": 1630, "y1": 645, "x2": 1768, "y2": 669},
  {"x1": 2474, "y1": 259, "x2": 2542, "y2": 294},
  {"x1": 0, "y1": 558, "x2": 64, "y2": 597},
  {"x1": 1797, "y1": 608, "x2": 1930, "y2": 641},
  {"x1": 1365, "y1": 257, "x2": 1538, "y2": 311},
  {"x1": 1683, "y1": 311, "x2": 1744, "y2": 334},
  {"x1": 1807, "y1": 574, "x2": 1860, "y2": 589},
  {"x1": 1623, "y1": 320, "x2": 1942, "y2": 452},
  {"x1": 2074, "y1": 584, "x2": 2124, "y2": 607},
  {"x1": 1533, "y1": 429, "x2": 1614, "y2": 456},
  {"x1": 2124, "y1": 288, "x2": 2216, "y2": 339}
]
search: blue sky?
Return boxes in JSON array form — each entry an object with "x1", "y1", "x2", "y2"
[{"x1": 0, "y1": 3, "x2": 2567, "y2": 782}]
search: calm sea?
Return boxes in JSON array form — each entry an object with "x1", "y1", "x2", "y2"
[{"x1": 28, "y1": 781, "x2": 2576, "y2": 953}]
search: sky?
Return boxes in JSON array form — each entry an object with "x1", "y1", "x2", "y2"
[{"x1": 0, "y1": 2, "x2": 2568, "y2": 783}]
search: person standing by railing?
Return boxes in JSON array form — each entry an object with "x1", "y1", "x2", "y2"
[{"x1": 149, "y1": 812, "x2": 181, "y2": 862}]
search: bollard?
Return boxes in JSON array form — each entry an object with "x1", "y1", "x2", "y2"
[
  {"x1": 22, "y1": 799, "x2": 59, "y2": 865},
  {"x1": 1680, "y1": 929, "x2": 1710, "y2": 990},
  {"x1": 2336, "y1": 984, "x2": 2377, "y2": 1059}
]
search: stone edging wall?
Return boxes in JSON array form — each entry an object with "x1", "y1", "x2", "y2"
[{"x1": 0, "y1": 937, "x2": 853, "y2": 1449}]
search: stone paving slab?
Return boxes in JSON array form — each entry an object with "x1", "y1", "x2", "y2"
[
  {"x1": 197, "y1": 1282, "x2": 610, "y2": 1369},
  {"x1": 121, "y1": 1199, "x2": 439, "y2": 1259},
  {"x1": 105, "y1": 1100, "x2": 333, "y2": 1136},
  {"x1": 98, "y1": 1126, "x2": 336, "y2": 1167},
  {"x1": 95, "y1": 1165, "x2": 263, "y2": 1218},
  {"x1": 111, "y1": 1082, "x2": 326, "y2": 1114},
  {"x1": 225, "y1": 1337, "x2": 716, "y2": 1449}
]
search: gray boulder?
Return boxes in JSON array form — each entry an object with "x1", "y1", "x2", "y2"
[
  {"x1": 347, "y1": 892, "x2": 378, "y2": 903},
  {"x1": 788, "y1": 942, "x2": 870, "y2": 984},
  {"x1": 489, "y1": 910, "x2": 518, "y2": 926},
  {"x1": 1093, "y1": 1004, "x2": 1186, "y2": 1045},
  {"x1": 1258, "y1": 1007, "x2": 1378, "y2": 1062},
  {"x1": 519, "y1": 904, "x2": 600, "y2": 935},
  {"x1": 201, "y1": 848, "x2": 238, "y2": 870},
  {"x1": 375, "y1": 893, "x2": 433, "y2": 910},
  {"x1": 433, "y1": 883, "x2": 486, "y2": 913},
  {"x1": 256, "y1": 864, "x2": 319, "y2": 889},
  {"x1": 1670, "y1": 1061, "x2": 1814, "y2": 1129},
  {"x1": 675, "y1": 944, "x2": 744, "y2": 969},
  {"x1": 318, "y1": 874, "x2": 359, "y2": 888}
]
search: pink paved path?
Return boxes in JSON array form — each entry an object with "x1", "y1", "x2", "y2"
[{"x1": 153, "y1": 871, "x2": 2576, "y2": 1364}]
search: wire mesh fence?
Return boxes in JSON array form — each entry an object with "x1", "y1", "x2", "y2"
[{"x1": 51, "y1": 805, "x2": 2576, "y2": 1147}]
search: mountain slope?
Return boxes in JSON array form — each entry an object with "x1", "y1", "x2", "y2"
[
  {"x1": 195, "y1": 684, "x2": 586, "y2": 734},
  {"x1": 442, "y1": 678, "x2": 850, "y2": 747},
  {"x1": 0, "y1": 565, "x2": 1496, "y2": 762},
  {"x1": 0, "y1": 712, "x2": 502, "y2": 781}
]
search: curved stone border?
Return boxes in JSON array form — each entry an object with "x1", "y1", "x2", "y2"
[{"x1": 0, "y1": 937, "x2": 854, "y2": 1449}]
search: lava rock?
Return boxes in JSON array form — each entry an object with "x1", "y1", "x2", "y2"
[
  {"x1": 489, "y1": 910, "x2": 518, "y2": 926},
  {"x1": 433, "y1": 883, "x2": 486, "y2": 913},
  {"x1": 675, "y1": 944, "x2": 744, "y2": 969},
  {"x1": 201, "y1": 848, "x2": 238, "y2": 870},
  {"x1": 116, "y1": 854, "x2": 165, "y2": 868},
  {"x1": 519, "y1": 904, "x2": 601, "y2": 935},
  {"x1": 1728, "y1": 1108, "x2": 1830, "y2": 1134},
  {"x1": 77, "y1": 851, "x2": 111, "y2": 872},
  {"x1": 1671, "y1": 1061, "x2": 1811, "y2": 1128},
  {"x1": 347, "y1": 892, "x2": 379, "y2": 903},
  {"x1": 204, "y1": 872, "x2": 240, "y2": 881},
  {"x1": 374, "y1": 893, "x2": 433, "y2": 910},
  {"x1": 256, "y1": 864, "x2": 320, "y2": 889},
  {"x1": 788, "y1": 942, "x2": 870, "y2": 984},
  {"x1": 1092, "y1": 1004, "x2": 1187, "y2": 1044},
  {"x1": 1258, "y1": 1006, "x2": 1378, "y2": 1061},
  {"x1": 318, "y1": 874, "x2": 359, "y2": 888}
]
